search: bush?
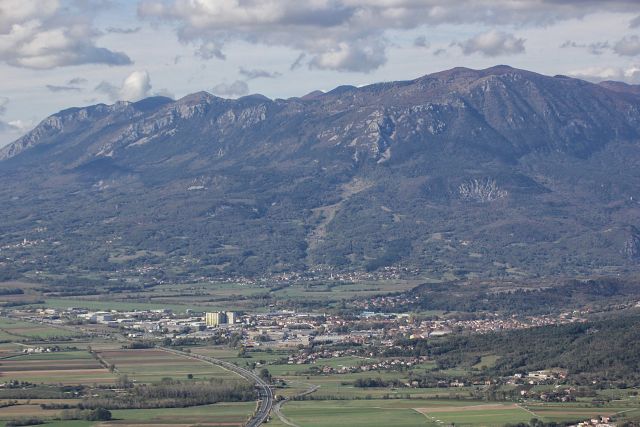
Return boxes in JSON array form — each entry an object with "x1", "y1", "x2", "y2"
[
  {"x1": 85, "y1": 407, "x2": 112, "y2": 421},
  {"x1": 6, "y1": 418, "x2": 44, "y2": 427}
]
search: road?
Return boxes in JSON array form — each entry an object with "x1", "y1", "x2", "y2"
[
  {"x1": 160, "y1": 347, "x2": 274, "y2": 427},
  {"x1": 273, "y1": 382, "x2": 320, "y2": 427}
]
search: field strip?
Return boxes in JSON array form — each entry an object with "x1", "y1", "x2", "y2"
[
  {"x1": 156, "y1": 347, "x2": 244, "y2": 379},
  {"x1": 273, "y1": 381, "x2": 320, "y2": 427},
  {"x1": 517, "y1": 404, "x2": 542, "y2": 418},
  {"x1": 415, "y1": 403, "x2": 520, "y2": 413},
  {"x1": 614, "y1": 408, "x2": 639, "y2": 415},
  {"x1": 413, "y1": 408, "x2": 444, "y2": 425}
]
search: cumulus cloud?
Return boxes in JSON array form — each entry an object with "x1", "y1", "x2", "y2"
[
  {"x1": 239, "y1": 67, "x2": 281, "y2": 80},
  {"x1": 0, "y1": 0, "x2": 132, "y2": 69},
  {"x1": 458, "y1": 30, "x2": 525, "y2": 57},
  {"x1": 96, "y1": 70, "x2": 153, "y2": 101},
  {"x1": 195, "y1": 41, "x2": 226, "y2": 60},
  {"x1": 137, "y1": 0, "x2": 638, "y2": 73},
  {"x1": 0, "y1": 98, "x2": 28, "y2": 136},
  {"x1": 614, "y1": 35, "x2": 640, "y2": 56},
  {"x1": 630, "y1": 15, "x2": 640, "y2": 29},
  {"x1": 120, "y1": 70, "x2": 152, "y2": 101},
  {"x1": 567, "y1": 65, "x2": 640, "y2": 84},
  {"x1": 0, "y1": 97, "x2": 24, "y2": 135},
  {"x1": 0, "y1": 118, "x2": 31, "y2": 133},
  {"x1": 309, "y1": 41, "x2": 387, "y2": 72},
  {"x1": 211, "y1": 80, "x2": 249, "y2": 97}
]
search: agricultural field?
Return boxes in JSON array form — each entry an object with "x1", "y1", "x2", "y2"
[
  {"x1": 0, "y1": 345, "x2": 256, "y2": 427},
  {"x1": 0, "y1": 318, "x2": 79, "y2": 341},
  {"x1": 0, "y1": 402, "x2": 255, "y2": 427},
  {"x1": 107, "y1": 402, "x2": 256, "y2": 426},
  {"x1": 97, "y1": 348, "x2": 245, "y2": 383},
  {"x1": 23, "y1": 278, "x2": 426, "y2": 314},
  {"x1": 0, "y1": 349, "x2": 114, "y2": 385},
  {"x1": 275, "y1": 399, "x2": 432, "y2": 427},
  {"x1": 274, "y1": 399, "x2": 639, "y2": 427}
]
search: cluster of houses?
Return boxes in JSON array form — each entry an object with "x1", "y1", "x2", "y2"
[{"x1": 570, "y1": 417, "x2": 614, "y2": 427}]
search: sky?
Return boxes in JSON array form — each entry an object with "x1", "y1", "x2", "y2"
[{"x1": 2, "y1": 0, "x2": 640, "y2": 147}]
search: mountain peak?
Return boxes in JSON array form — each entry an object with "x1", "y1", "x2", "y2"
[{"x1": 176, "y1": 91, "x2": 219, "y2": 105}]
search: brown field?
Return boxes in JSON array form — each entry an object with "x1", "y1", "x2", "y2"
[
  {"x1": 0, "y1": 399, "x2": 82, "y2": 420},
  {"x1": 0, "y1": 343, "x2": 21, "y2": 355},
  {"x1": 0, "y1": 359, "x2": 101, "y2": 371},
  {"x1": 0, "y1": 404, "x2": 62, "y2": 417},
  {"x1": 97, "y1": 424, "x2": 242, "y2": 427},
  {"x1": 10, "y1": 399, "x2": 82, "y2": 405},
  {"x1": 99, "y1": 349, "x2": 173, "y2": 359},
  {"x1": 0, "y1": 281, "x2": 42, "y2": 290},
  {"x1": 1, "y1": 368, "x2": 108, "y2": 377},
  {"x1": 0, "y1": 353, "x2": 115, "y2": 384}
]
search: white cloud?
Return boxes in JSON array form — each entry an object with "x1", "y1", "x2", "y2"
[
  {"x1": 137, "y1": 0, "x2": 639, "y2": 73},
  {"x1": 309, "y1": 41, "x2": 387, "y2": 73},
  {"x1": 211, "y1": 80, "x2": 249, "y2": 97},
  {"x1": 195, "y1": 41, "x2": 226, "y2": 60},
  {"x1": 0, "y1": 0, "x2": 131, "y2": 69},
  {"x1": 96, "y1": 70, "x2": 153, "y2": 101},
  {"x1": 0, "y1": 97, "x2": 28, "y2": 138},
  {"x1": 567, "y1": 65, "x2": 640, "y2": 83},
  {"x1": 120, "y1": 70, "x2": 152, "y2": 101},
  {"x1": 458, "y1": 30, "x2": 525, "y2": 57}
]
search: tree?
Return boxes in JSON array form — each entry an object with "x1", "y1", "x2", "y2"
[
  {"x1": 259, "y1": 368, "x2": 272, "y2": 383},
  {"x1": 116, "y1": 374, "x2": 132, "y2": 389},
  {"x1": 85, "y1": 408, "x2": 112, "y2": 421}
]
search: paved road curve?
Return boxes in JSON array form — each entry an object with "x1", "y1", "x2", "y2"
[
  {"x1": 273, "y1": 382, "x2": 320, "y2": 427},
  {"x1": 160, "y1": 347, "x2": 274, "y2": 427}
]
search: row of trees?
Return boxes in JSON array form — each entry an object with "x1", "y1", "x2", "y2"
[{"x1": 80, "y1": 379, "x2": 255, "y2": 410}]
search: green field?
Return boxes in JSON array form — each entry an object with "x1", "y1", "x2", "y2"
[
  {"x1": 98, "y1": 348, "x2": 247, "y2": 384},
  {"x1": 0, "y1": 402, "x2": 255, "y2": 427},
  {"x1": 0, "y1": 317, "x2": 79, "y2": 340},
  {"x1": 109, "y1": 402, "x2": 255, "y2": 425},
  {"x1": 280, "y1": 400, "x2": 434, "y2": 427},
  {"x1": 275, "y1": 399, "x2": 639, "y2": 427}
]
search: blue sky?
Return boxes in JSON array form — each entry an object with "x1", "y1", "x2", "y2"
[{"x1": 1, "y1": 0, "x2": 640, "y2": 146}]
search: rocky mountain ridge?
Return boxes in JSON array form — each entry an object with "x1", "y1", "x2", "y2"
[{"x1": 1, "y1": 65, "x2": 639, "y2": 279}]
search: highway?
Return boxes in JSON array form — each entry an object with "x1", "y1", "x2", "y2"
[{"x1": 160, "y1": 347, "x2": 274, "y2": 427}]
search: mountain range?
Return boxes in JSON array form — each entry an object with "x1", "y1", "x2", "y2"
[{"x1": 1, "y1": 65, "x2": 640, "y2": 280}]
